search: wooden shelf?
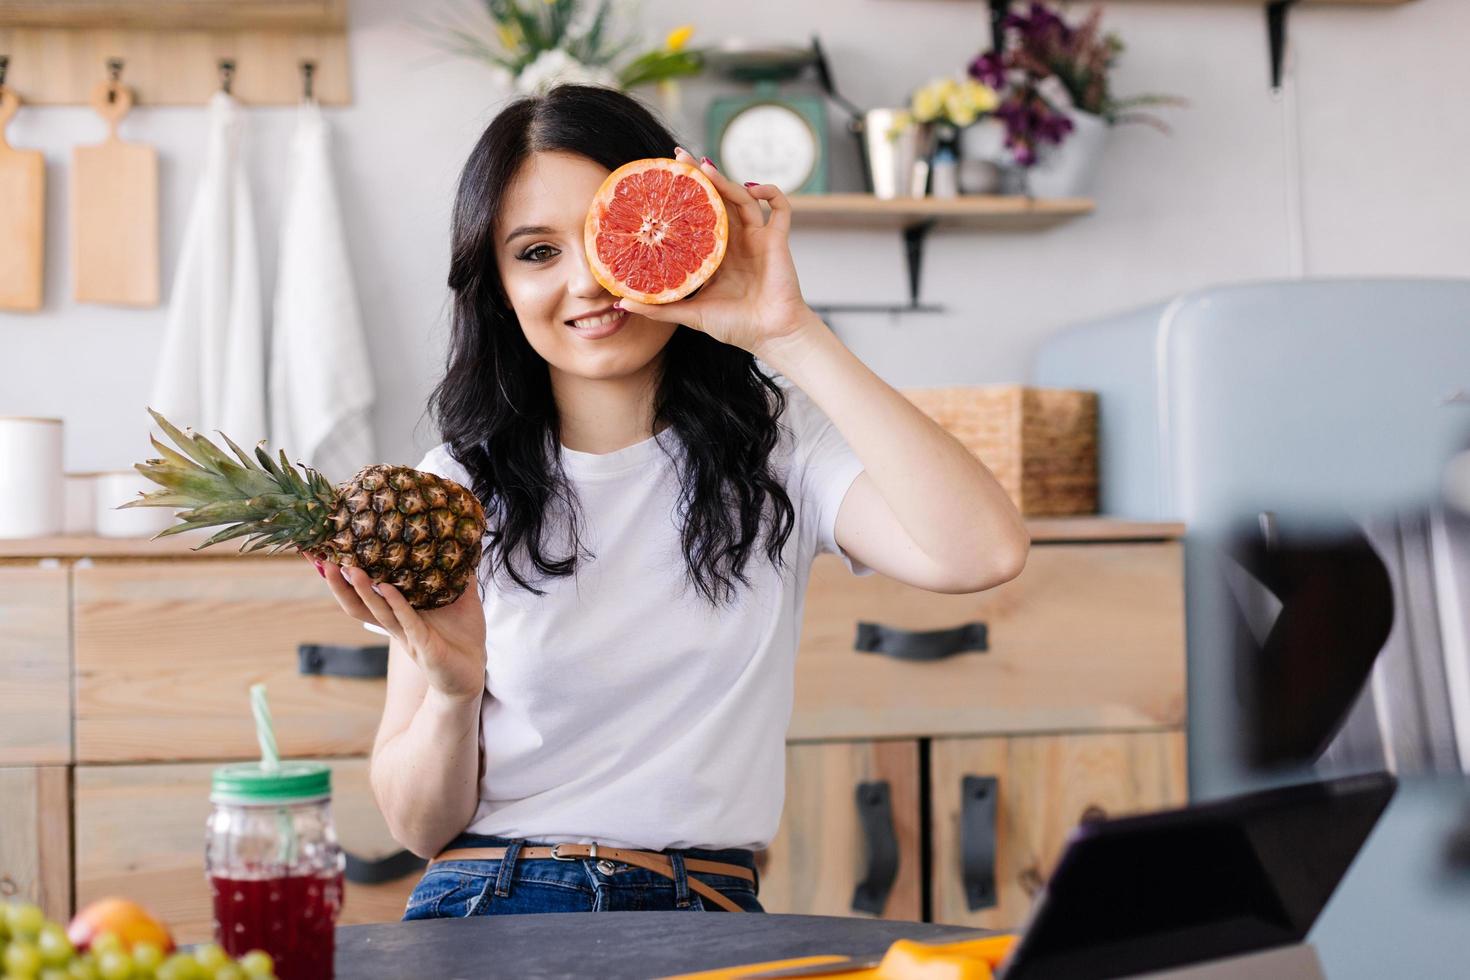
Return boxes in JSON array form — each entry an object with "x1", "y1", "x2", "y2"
[
  {"x1": 789, "y1": 194, "x2": 1094, "y2": 231},
  {"x1": 0, "y1": 517, "x2": 1182, "y2": 559},
  {"x1": 0, "y1": 1, "x2": 347, "y2": 30}
]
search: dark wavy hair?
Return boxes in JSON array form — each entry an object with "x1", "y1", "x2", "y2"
[{"x1": 429, "y1": 84, "x2": 795, "y2": 606}]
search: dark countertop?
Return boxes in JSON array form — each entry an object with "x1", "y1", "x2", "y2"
[{"x1": 335, "y1": 912, "x2": 984, "y2": 979}]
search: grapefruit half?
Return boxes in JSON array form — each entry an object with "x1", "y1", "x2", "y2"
[{"x1": 585, "y1": 157, "x2": 729, "y2": 305}]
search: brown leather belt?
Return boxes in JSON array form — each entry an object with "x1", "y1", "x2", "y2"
[{"x1": 430, "y1": 843, "x2": 754, "y2": 913}]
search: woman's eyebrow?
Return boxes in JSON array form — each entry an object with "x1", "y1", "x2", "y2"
[{"x1": 504, "y1": 224, "x2": 559, "y2": 245}]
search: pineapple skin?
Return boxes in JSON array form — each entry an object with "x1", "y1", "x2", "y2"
[{"x1": 312, "y1": 464, "x2": 486, "y2": 610}]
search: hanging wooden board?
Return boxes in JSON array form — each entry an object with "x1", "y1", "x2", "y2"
[
  {"x1": 0, "y1": 87, "x2": 44, "y2": 311},
  {"x1": 71, "y1": 80, "x2": 158, "y2": 306}
]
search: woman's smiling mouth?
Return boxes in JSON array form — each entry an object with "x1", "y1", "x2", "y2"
[{"x1": 566, "y1": 309, "x2": 629, "y2": 339}]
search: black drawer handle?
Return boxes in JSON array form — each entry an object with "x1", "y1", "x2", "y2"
[
  {"x1": 961, "y1": 775, "x2": 999, "y2": 911},
  {"x1": 854, "y1": 621, "x2": 988, "y2": 661},
  {"x1": 298, "y1": 644, "x2": 388, "y2": 678},
  {"x1": 344, "y1": 848, "x2": 425, "y2": 885},
  {"x1": 850, "y1": 781, "x2": 899, "y2": 916}
]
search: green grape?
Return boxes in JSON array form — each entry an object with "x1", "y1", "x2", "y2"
[
  {"x1": 68, "y1": 956, "x2": 102, "y2": 980},
  {"x1": 214, "y1": 965, "x2": 246, "y2": 980},
  {"x1": 130, "y1": 941, "x2": 164, "y2": 974},
  {"x1": 154, "y1": 952, "x2": 203, "y2": 980},
  {"x1": 234, "y1": 951, "x2": 272, "y2": 979},
  {"x1": 5, "y1": 938, "x2": 44, "y2": 977},
  {"x1": 5, "y1": 903, "x2": 46, "y2": 941},
  {"x1": 191, "y1": 943, "x2": 229, "y2": 973},
  {"x1": 89, "y1": 933, "x2": 123, "y2": 958},
  {"x1": 95, "y1": 949, "x2": 133, "y2": 980},
  {"x1": 36, "y1": 924, "x2": 74, "y2": 967}
]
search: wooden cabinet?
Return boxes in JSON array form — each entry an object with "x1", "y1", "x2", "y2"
[
  {"x1": 0, "y1": 517, "x2": 1186, "y2": 929},
  {"x1": 74, "y1": 758, "x2": 418, "y2": 945},
  {"x1": 0, "y1": 766, "x2": 71, "y2": 922},
  {"x1": 0, "y1": 562, "x2": 71, "y2": 765},
  {"x1": 759, "y1": 740, "x2": 922, "y2": 921},
  {"x1": 73, "y1": 560, "x2": 385, "y2": 764},
  {"x1": 930, "y1": 732, "x2": 1187, "y2": 929}
]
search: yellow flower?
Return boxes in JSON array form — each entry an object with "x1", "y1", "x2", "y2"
[
  {"x1": 665, "y1": 24, "x2": 694, "y2": 52},
  {"x1": 946, "y1": 89, "x2": 978, "y2": 127},
  {"x1": 911, "y1": 83, "x2": 944, "y2": 123},
  {"x1": 495, "y1": 21, "x2": 522, "y2": 50},
  {"x1": 964, "y1": 79, "x2": 999, "y2": 114},
  {"x1": 885, "y1": 109, "x2": 915, "y2": 141}
]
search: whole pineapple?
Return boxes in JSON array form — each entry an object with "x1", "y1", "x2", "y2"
[{"x1": 124, "y1": 409, "x2": 486, "y2": 609}]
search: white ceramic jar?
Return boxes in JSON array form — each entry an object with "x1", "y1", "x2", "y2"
[
  {"x1": 94, "y1": 470, "x2": 175, "y2": 538},
  {"x1": 0, "y1": 417, "x2": 64, "y2": 538}
]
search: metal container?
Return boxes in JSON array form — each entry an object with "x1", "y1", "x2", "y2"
[{"x1": 860, "y1": 108, "x2": 926, "y2": 199}]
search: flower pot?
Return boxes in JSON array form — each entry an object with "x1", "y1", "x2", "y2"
[
  {"x1": 957, "y1": 119, "x2": 1006, "y2": 194},
  {"x1": 1026, "y1": 107, "x2": 1108, "y2": 198}
]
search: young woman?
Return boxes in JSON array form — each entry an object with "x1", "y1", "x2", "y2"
[{"x1": 320, "y1": 84, "x2": 1029, "y2": 917}]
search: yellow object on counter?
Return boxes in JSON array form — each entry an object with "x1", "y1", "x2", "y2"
[{"x1": 663, "y1": 934, "x2": 1017, "y2": 980}]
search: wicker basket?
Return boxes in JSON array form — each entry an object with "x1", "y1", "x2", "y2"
[{"x1": 900, "y1": 385, "x2": 1098, "y2": 516}]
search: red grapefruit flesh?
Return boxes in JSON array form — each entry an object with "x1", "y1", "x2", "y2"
[{"x1": 585, "y1": 157, "x2": 729, "y2": 305}]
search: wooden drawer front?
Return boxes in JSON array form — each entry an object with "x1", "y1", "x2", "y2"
[
  {"x1": 758, "y1": 740, "x2": 921, "y2": 921},
  {"x1": 0, "y1": 766, "x2": 72, "y2": 921},
  {"x1": 929, "y1": 731, "x2": 1187, "y2": 929},
  {"x1": 74, "y1": 560, "x2": 385, "y2": 763},
  {"x1": 0, "y1": 562, "x2": 71, "y2": 764},
  {"x1": 792, "y1": 542, "x2": 1185, "y2": 740},
  {"x1": 75, "y1": 758, "x2": 422, "y2": 944}
]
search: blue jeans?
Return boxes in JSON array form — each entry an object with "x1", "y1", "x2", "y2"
[{"x1": 402, "y1": 834, "x2": 766, "y2": 918}]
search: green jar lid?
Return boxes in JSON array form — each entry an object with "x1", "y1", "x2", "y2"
[{"x1": 211, "y1": 761, "x2": 331, "y2": 805}]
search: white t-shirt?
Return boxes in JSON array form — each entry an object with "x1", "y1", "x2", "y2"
[{"x1": 410, "y1": 380, "x2": 870, "y2": 851}]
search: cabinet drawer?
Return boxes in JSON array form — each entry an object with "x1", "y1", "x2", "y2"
[
  {"x1": 0, "y1": 562, "x2": 71, "y2": 764},
  {"x1": 75, "y1": 758, "x2": 422, "y2": 944},
  {"x1": 792, "y1": 542, "x2": 1185, "y2": 740},
  {"x1": 74, "y1": 560, "x2": 385, "y2": 763},
  {"x1": 929, "y1": 731, "x2": 1187, "y2": 929},
  {"x1": 759, "y1": 740, "x2": 922, "y2": 921},
  {"x1": 0, "y1": 765, "x2": 71, "y2": 921}
]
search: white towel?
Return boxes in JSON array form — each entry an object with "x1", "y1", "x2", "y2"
[
  {"x1": 268, "y1": 99, "x2": 375, "y2": 483},
  {"x1": 151, "y1": 91, "x2": 267, "y2": 443}
]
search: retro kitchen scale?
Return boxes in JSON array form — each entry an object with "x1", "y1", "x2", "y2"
[{"x1": 704, "y1": 39, "x2": 831, "y2": 195}]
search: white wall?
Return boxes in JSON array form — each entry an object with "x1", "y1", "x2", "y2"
[{"x1": 3, "y1": 0, "x2": 1465, "y2": 473}]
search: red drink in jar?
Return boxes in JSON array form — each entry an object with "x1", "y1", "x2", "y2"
[{"x1": 207, "y1": 762, "x2": 345, "y2": 980}]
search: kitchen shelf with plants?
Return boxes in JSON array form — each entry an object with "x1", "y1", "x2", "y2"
[{"x1": 788, "y1": 193, "x2": 1095, "y2": 316}]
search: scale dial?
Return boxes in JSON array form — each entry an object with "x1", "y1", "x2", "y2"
[{"x1": 718, "y1": 102, "x2": 819, "y2": 194}]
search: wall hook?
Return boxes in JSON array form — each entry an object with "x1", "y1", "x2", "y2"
[
  {"x1": 219, "y1": 59, "x2": 235, "y2": 94},
  {"x1": 106, "y1": 58, "x2": 123, "y2": 104},
  {"x1": 1267, "y1": 0, "x2": 1300, "y2": 91},
  {"x1": 301, "y1": 60, "x2": 316, "y2": 101}
]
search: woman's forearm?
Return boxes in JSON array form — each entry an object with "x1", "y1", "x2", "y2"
[{"x1": 370, "y1": 688, "x2": 484, "y2": 859}]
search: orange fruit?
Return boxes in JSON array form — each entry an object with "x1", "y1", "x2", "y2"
[
  {"x1": 585, "y1": 157, "x2": 729, "y2": 305},
  {"x1": 67, "y1": 897, "x2": 175, "y2": 954}
]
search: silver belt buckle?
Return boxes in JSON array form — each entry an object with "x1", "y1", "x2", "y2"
[{"x1": 551, "y1": 842, "x2": 598, "y2": 861}]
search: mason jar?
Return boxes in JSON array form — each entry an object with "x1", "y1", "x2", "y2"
[{"x1": 205, "y1": 761, "x2": 345, "y2": 980}]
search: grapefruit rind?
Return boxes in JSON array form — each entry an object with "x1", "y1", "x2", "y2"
[{"x1": 584, "y1": 157, "x2": 729, "y2": 305}]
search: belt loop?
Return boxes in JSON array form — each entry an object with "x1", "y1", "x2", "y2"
[
  {"x1": 494, "y1": 839, "x2": 524, "y2": 898},
  {"x1": 669, "y1": 850, "x2": 692, "y2": 909}
]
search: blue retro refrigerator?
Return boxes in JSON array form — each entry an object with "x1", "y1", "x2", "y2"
[{"x1": 1033, "y1": 278, "x2": 1470, "y2": 980}]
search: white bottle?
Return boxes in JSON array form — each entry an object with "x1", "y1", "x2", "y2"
[{"x1": 930, "y1": 145, "x2": 959, "y2": 199}]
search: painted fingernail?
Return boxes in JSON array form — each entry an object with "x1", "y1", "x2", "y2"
[
  {"x1": 743, "y1": 181, "x2": 759, "y2": 187},
  {"x1": 371, "y1": 584, "x2": 383, "y2": 596},
  {"x1": 315, "y1": 562, "x2": 325, "y2": 578},
  {"x1": 612, "y1": 300, "x2": 623, "y2": 310},
  {"x1": 340, "y1": 566, "x2": 352, "y2": 581},
  {"x1": 701, "y1": 156, "x2": 716, "y2": 170},
  {"x1": 674, "y1": 145, "x2": 686, "y2": 157}
]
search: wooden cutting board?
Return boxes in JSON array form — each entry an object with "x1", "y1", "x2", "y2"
[
  {"x1": 0, "y1": 87, "x2": 45, "y2": 311},
  {"x1": 71, "y1": 79, "x2": 158, "y2": 306}
]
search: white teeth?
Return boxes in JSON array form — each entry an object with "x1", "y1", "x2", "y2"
[{"x1": 569, "y1": 310, "x2": 623, "y2": 329}]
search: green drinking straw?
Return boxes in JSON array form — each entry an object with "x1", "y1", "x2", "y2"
[{"x1": 250, "y1": 683, "x2": 298, "y2": 866}]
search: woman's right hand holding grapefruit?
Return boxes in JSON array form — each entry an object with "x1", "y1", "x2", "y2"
[{"x1": 316, "y1": 557, "x2": 488, "y2": 704}]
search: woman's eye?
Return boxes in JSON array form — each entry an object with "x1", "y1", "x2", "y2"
[{"x1": 518, "y1": 244, "x2": 559, "y2": 263}]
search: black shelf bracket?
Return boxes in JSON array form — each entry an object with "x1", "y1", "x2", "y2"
[
  {"x1": 1267, "y1": 0, "x2": 1300, "y2": 91},
  {"x1": 988, "y1": 0, "x2": 1009, "y2": 53},
  {"x1": 810, "y1": 218, "x2": 943, "y2": 318}
]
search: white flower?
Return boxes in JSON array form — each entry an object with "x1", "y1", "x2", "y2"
[{"x1": 514, "y1": 48, "x2": 620, "y2": 95}]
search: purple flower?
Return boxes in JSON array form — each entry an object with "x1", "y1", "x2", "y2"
[{"x1": 967, "y1": 51, "x2": 1007, "y2": 88}]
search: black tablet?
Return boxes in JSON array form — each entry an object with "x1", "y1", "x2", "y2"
[{"x1": 998, "y1": 771, "x2": 1397, "y2": 980}]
